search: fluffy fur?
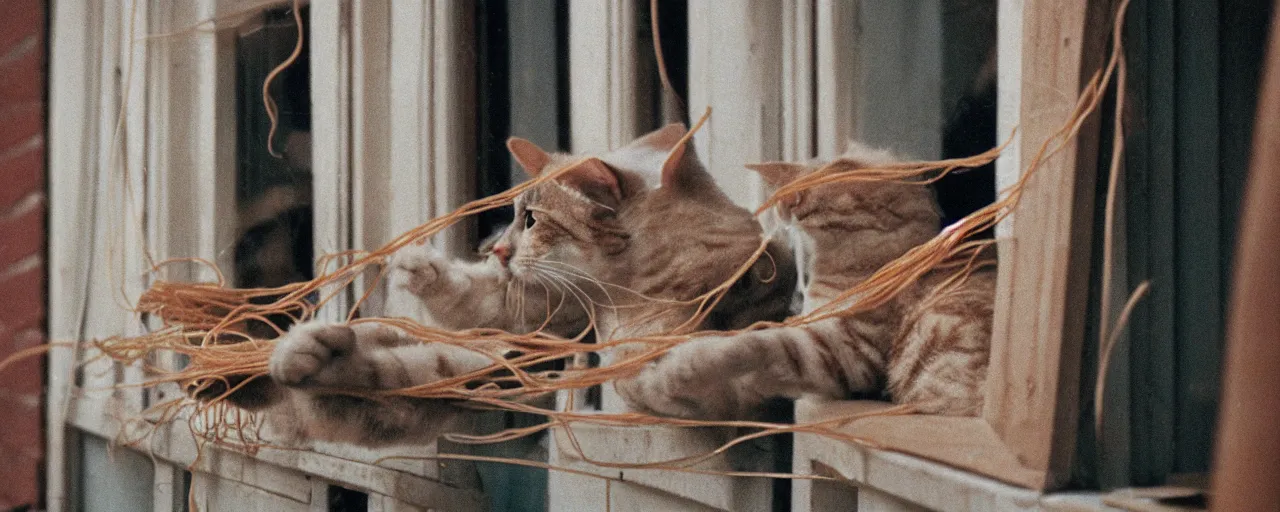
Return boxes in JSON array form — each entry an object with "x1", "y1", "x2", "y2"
[
  {"x1": 617, "y1": 142, "x2": 997, "y2": 419},
  {"x1": 211, "y1": 125, "x2": 797, "y2": 446}
]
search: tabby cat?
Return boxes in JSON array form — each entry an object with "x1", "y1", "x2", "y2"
[
  {"x1": 217, "y1": 124, "x2": 796, "y2": 445},
  {"x1": 615, "y1": 142, "x2": 996, "y2": 419}
]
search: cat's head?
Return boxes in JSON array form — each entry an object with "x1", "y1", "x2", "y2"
[
  {"x1": 748, "y1": 142, "x2": 942, "y2": 263},
  {"x1": 491, "y1": 124, "x2": 775, "y2": 312},
  {"x1": 485, "y1": 124, "x2": 685, "y2": 282}
]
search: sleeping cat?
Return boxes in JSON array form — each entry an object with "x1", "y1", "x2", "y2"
[
  {"x1": 210, "y1": 124, "x2": 796, "y2": 445},
  {"x1": 615, "y1": 142, "x2": 996, "y2": 419}
]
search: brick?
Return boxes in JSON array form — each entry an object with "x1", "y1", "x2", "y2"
[
  {"x1": 0, "y1": 196, "x2": 44, "y2": 252},
  {"x1": 0, "y1": 357, "x2": 42, "y2": 395},
  {"x1": 0, "y1": 0, "x2": 43, "y2": 53},
  {"x1": 0, "y1": 411, "x2": 40, "y2": 453},
  {"x1": 0, "y1": 195, "x2": 44, "y2": 269},
  {"x1": 0, "y1": 458, "x2": 39, "y2": 508},
  {"x1": 0, "y1": 261, "x2": 43, "y2": 334},
  {"x1": 0, "y1": 139, "x2": 43, "y2": 207},
  {"x1": 0, "y1": 103, "x2": 40, "y2": 151},
  {"x1": 0, "y1": 43, "x2": 43, "y2": 105}
]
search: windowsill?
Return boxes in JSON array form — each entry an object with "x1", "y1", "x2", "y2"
[
  {"x1": 63, "y1": 390, "x2": 488, "y2": 510},
  {"x1": 547, "y1": 419, "x2": 778, "y2": 511},
  {"x1": 793, "y1": 398, "x2": 1127, "y2": 512}
]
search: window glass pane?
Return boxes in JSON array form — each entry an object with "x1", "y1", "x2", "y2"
[
  {"x1": 233, "y1": 6, "x2": 313, "y2": 339},
  {"x1": 853, "y1": 1, "x2": 997, "y2": 232}
]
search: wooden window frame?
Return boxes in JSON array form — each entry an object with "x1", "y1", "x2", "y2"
[
  {"x1": 48, "y1": 0, "x2": 1112, "y2": 509},
  {"x1": 47, "y1": 1, "x2": 485, "y2": 510},
  {"x1": 792, "y1": 0, "x2": 1114, "y2": 504},
  {"x1": 549, "y1": 1, "x2": 1114, "y2": 510}
]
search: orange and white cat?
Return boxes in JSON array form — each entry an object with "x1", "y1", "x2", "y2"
[
  {"x1": 227, "y1": 125, "x2": 796, "y2": 445},
  {"x1": 617, "y1": 142, "x2": 996, "y2": 419}
]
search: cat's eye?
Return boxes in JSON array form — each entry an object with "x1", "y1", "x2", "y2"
[{"x1": 524, "y1": 210, "x2": 536, "y2": 230}]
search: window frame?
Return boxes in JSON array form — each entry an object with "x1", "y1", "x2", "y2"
[
  {"x1": 48, "y1": 0, "x2": 1114, "y2": 510},
  {"x1": 47, "y1": 1, "x2": 486, "y2": 509},
  {"x1": 792, "y1": 0, "x2": 1114, "y2": 498},
  {"x1": 548, "y1": 2, "x2": 1114, "y2": 509}
]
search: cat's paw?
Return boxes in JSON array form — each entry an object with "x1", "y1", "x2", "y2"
[
  {"x1": 389, "y1": 242, "x2": 448, "y2": 296},
  {"x1": 269, "y1": 323, "x2": 367, "y2": 387}
]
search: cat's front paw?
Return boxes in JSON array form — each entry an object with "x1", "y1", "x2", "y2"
[
  {"x1": 269, "y1": 323, "x2": 369, "y2": 388},
  {"x1": 389, "y1": 242, "x2": 448, "y2": 296}
]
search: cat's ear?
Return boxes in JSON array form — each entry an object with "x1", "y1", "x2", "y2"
[
  {"x1": 745, "y1": 162, "x2": 807, "y2": 189},
  {"x1": 659, "y1": 139, "x2": 691, "y2": 189},
  {"x1": 561, "y1": 157, "x2": 623, "y2": 203},
  {"x1": 507, "y1": 137, "x2": 551, "y2": 177},
  {"x1": 627, "y1": 123, "x2": 688, "y2": 153}
]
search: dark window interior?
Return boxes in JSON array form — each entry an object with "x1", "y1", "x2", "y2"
[
  {"x1": 327, "y1": 485, "x2": 369, "y2": 512},
  {"x1": 1074, "y1": 0, "x2": 1274, "y2": 489},
  {"x1": 233, "y1": 5, "x2": 314, "y2": 338}
]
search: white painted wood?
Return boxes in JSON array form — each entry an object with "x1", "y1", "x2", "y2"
[
  {"x1": 791, "y1": 458, "x2": 857, "y2": 512},
  {"x1": 550, "y1": 423, "x2": 773, "y2": 512},
  {"x1": 49, "y1": 1, "x2": 493, "y2": 510},
  {"x1": 386, "y1": 0, "x2": 435, "y2": 240},
  {"x1": 383, "y1": 0, "x2": 475, "y2": 258},
  {"x1": 184, "y1": 0, "x2": 242, "y2": 285},
  {"x1": 792, "y1": 399, "x2": 1042, "y2": 512},
  {"x1": 995, "y1": 0, "x2": 1024, "y2": 239},
  {"x1": 67, "y1": 392, "x2": 488, "y2": 509},
  {"x1": 143, "y1": 0, "x2": 239, "y2": 407},
  {"x1": 46, "y1": 0, "x2": 101, "y2": 508},
  {"x1": 687, "y1": 0, "x2": 783, "y2": 208},
  {"x1": 152, "y1": 463, "x2": 180, "y2": 512},
  {"x1": 349, "y1": 0, "x2": 392, "y2": 317},
  {"x1": 368, "y1": 494, "x2": 430, "y2": 512},
  {"x1": 429, "y1": 0, "x2": 477, "y2": 256},
  {"x1": 119, "y1": 0, "x2": 151, "y2": 417},
  {"x1": 191, "y1": 471, "x2": 310, "y2": 512},
  {"x1": 816, "y1": 1, "x2": 946, "y2": 161},
  {"x1": 782, "y1": 0, "x2": 816, "y2": 163},
  {"x1": 814, "y1": 0, "x2": 858, "y2": 159},
  {"x1": 569, "y1": 0, "x2": 642, "y2": 154},
  {"x1": 310, "y1": 0, "x2": 355, "y2": 322}
]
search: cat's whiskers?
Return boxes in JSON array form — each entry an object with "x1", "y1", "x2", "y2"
[
  {"x1": 521, "y1": 261, "x2": 607, "y2": 319},
  {"x1": 527, "y1": 261, "x2": 620, "y2": 309},
  {"x1": 533, "y1": 260, "x2": 687, "y2": 306}
]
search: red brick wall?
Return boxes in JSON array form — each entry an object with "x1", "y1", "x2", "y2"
[{"x1": 0, "y1": 0, "x2": 47, "y2": 509}]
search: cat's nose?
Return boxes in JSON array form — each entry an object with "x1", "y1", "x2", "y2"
[{"x1": 493, "y1": 243, "x2": 511, "y2": 266}]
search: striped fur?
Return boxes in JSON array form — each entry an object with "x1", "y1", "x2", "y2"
[
  {"x1": 622, "y1": 142, "x2": 996, "y2": 419},
  {"x1": 231, "y1": 125, "x2": 796, "y2": 446}
]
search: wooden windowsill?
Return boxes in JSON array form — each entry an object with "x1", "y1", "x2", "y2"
[{"x1": 64, "y1": 390, "x2": 487, "y2": 510}]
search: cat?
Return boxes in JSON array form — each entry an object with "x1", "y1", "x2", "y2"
[
  {"x1": 203, "y1": 124, "x2": 797, "y2": 446},
  {"x1": 614, "y1": 142, "x2": 996, "y2": 420}
]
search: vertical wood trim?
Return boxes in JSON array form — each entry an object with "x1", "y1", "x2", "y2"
[
  {"x1": 1210, "y1": 8, "x2": 1280, "y2": 509},
  {"x1": 994, "y1": 0, "x2": 1023, "y2": 239},
  {"x1": 781, "y1": 0, "x2": 815, "y2": 163},
  {"x1": 152, "y1": 464, "x2": 178, "y2": 512},
  {"x1": 569, "y1": 0, "x2": 641, "y2": 154},
  {"x1": 814, "y1": 0, "x2": 857, "y2": 159},
  {"x1": 386, "y1": 0, "x2": 434, "y2": 238},
  {"x1": 430, "y1": 0, "x2": 477, "y2": 255},
  {"x1": 198, "y1": 7, "x2": 240, "y2": 285},
  {"x1": 310, "y1": 0, "x2": 354, "y2": 321},
  {"x1": 984, "y1": 0, "x2": 1111, "y2": 489},
  {"x1": 47, "y1": 0, "x2": 99, "y2": 507},
  {"x1": 85, "y1": 0, "x2": 124, "y2": 417},
  {"x1": 119, "y1": 0, "x2": 151, "y2": 414},
  {"x1": 687, "y1": 0, "x2": 783, "y2": 208},
  {"x1": 351, "y1": 0, "x2": 392, "y2": 316}
]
